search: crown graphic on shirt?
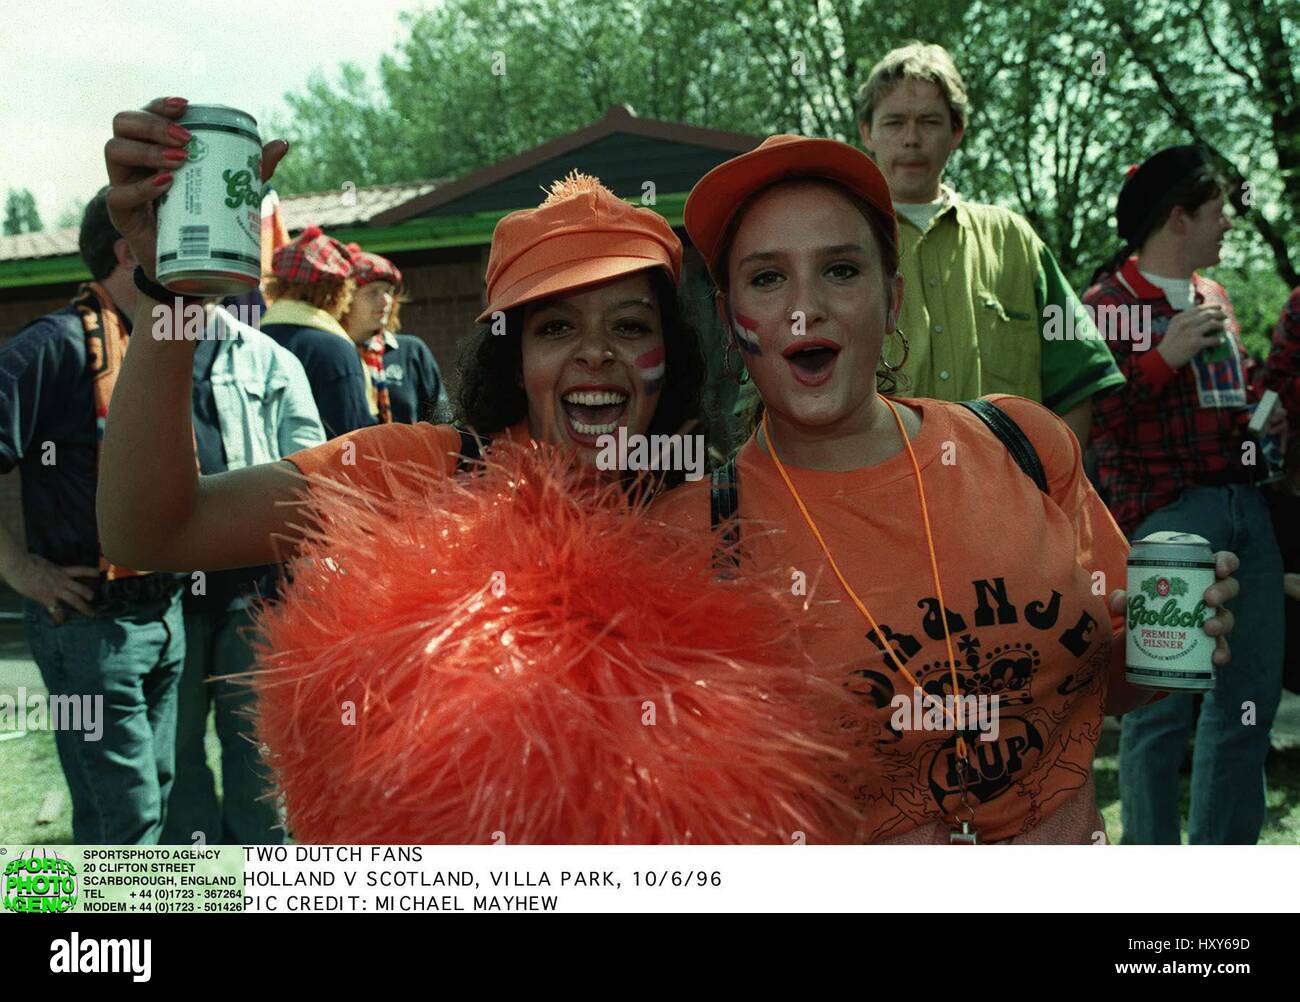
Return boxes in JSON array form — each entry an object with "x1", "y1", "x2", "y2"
[{"x1": 917, "y1": 639, "x2": 1038, "y2": 707}]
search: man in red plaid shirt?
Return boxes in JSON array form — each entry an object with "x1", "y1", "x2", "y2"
[
  {"x1": 1261, "y1": 287, "x2": 1300, "y2": 415},
  {"x1": 1084, "y1": 145, "x2": 1285, "y2": 844},
  {"x1": 1260, "y1": 286, "x2": 1300, "y2": 691}
]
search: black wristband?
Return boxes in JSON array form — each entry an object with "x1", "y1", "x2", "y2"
[{"x1": 133, "y1": 266, "x2": 204, "y2": 308}]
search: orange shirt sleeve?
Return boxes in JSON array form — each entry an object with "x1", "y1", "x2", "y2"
[{"x1": 283, "y1": 422, "x2": 464, "y2": 495}]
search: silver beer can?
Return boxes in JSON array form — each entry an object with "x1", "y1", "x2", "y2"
[
  {"x1": 155, "y1": 104, "x2": 262, "y2": 296},
  {"x1": 1125, "y1": 531, "x2": 1217, "y2": 691}
]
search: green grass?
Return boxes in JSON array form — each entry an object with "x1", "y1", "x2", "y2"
[
  {"x1": 0, "y1": 710, "x2": 223, "y2": 845},
  {"x1": 3, "y1": 694, "x2": 1298, "y2": 845},
  {"x1": 1094, "y1": 724, "x2": 1300, "y2": 845}
]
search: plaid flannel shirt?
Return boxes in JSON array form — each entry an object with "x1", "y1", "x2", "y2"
[
  {"x1": 1082, "y1": 257, "x2": 1257, "y2": 537},
  {"x1": 1260, "y1": 286, "x2": 1300, "y2": 416}
]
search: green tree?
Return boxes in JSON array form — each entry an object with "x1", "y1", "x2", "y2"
[
  {"x1": 55, "y1": 198, "x2": 86, "y2": 230},
  {"x1": 3, "y1": 188, "x2": 43, "y2": 235},
  {"x1": 1099, "y1": 0, "x2": 1298, "y2": 288},
  {"x1": 269, "y1": 0, "x2": 795, "y2": 195},
  {"x1": 268, "y1": 0, "x2": 1293, "y2": 314}
]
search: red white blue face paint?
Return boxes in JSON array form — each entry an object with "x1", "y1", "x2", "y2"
[
  {"x1": 732, "y1": 313, "x2": 763, "y2": 357},
  {"x1": 634, "y1": 346, "x2": 665, "y2": 396}
]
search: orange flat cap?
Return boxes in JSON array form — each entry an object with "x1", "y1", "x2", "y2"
[
  {"x1": 476, "y1": 171, "x2": 683, "y2": 323},
  {"x1": 684, "y1": 135, "x2": 897, "y2": 283}
]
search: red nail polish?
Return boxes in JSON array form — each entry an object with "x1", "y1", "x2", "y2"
[
  {"x1": 167, "y1": 124, "x2": 192, "y2": 143},
  {"x1": 165, "y1": 97, "x2": 188, "y2": 108},
  {"x1": 162, "y1": 147, "x2": 188, "y2": 162},
  {"x1": 153, "y1": 172, "x2": 174, "y2": 187}
]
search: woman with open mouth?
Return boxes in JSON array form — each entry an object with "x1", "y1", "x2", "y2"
[
  {"x1": 650, "y1": 135, "x2": 1242, "y2": 845},
  {"x1": 96, "y1": 96, "x2": 703, "y2": 573}
]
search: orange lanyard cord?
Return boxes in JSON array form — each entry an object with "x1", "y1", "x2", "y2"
[{"x1": 761, "y1": 402, "x2": 969, "y2": 763}]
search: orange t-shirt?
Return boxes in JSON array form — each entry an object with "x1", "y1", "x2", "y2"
[
  {"x1": 650, "y1": 395, "x2": 1132, "y2": 844},
  {"x1": 283, "y1": 421, "x2": 532, "y2": 488}
]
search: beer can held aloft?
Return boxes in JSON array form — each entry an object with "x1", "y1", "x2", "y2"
[
  {"x1": 155, "y1": 104, "x2": 262, "y2": 296},
  {"x1": 1125, "y1": 531, "x2": 1217, "y2": 691}
]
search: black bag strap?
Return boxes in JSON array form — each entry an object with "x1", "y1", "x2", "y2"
[
  {"x1": 454, "y1": 428, "x2": 486, "y2": 474},
  {"x1": 958, "y1": 399, "x2": 1049, "y2": 494},
  {"x1": 710, "y1": 455, "x2": 741, "y2": 572}
]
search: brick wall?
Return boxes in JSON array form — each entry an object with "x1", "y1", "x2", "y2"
[{"x1": 386, "y1": 246, "x2": 489, "y2": 397}]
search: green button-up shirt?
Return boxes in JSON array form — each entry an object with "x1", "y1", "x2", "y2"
[{"x1": 895, "y1": 186, "x2": 1123, "y2": 413}]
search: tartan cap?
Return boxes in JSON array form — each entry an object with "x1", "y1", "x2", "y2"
[
  {"x1": 271, "y1": 225, "x2": 354, "y2": 283},
  {"x1": 344, "y1": 243, "x2": 403, "y2": 287}
]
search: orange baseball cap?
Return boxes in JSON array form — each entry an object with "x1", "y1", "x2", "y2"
[
  {"x1": 476, "y1": 171, "x2": 683, "y2": 323},
  {"x1": 684, "y1": 135, "x2": 897, "y2": 283}
]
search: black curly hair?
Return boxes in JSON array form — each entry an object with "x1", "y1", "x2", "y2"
[{"x1": 453, "y1": 268, "x2": 706, "y2": 487}]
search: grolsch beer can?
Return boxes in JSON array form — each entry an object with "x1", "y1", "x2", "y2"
[
  {"x1": 1125, "y1": 531, "x2": 1217, "y2": 691},
  {"x1": 155, "y1": 104, "x2": 262, "y2": 296}
]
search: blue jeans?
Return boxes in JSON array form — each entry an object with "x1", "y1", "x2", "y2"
[
  {"x1": 161, "y1": 608, "x2": 282, "y2": 844},
  {"x1": 23, "y1": 589, "x2": 185, "y2": 844},
  {"x1": 1119, "y1": 484, "x2": 1284, "y2": 843}
]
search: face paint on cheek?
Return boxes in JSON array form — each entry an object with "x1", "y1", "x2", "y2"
[
  {"x1": 634, "y1": 346, "x2": 665, "y2": 396},
  {"x1": 732, "y1": 313, "x2": 763, "y2": 357}
]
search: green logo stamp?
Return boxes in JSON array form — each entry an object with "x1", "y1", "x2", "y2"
[
  {"x1": 1127, "y1": 572, "x2": 1209, "y2": 633},
  {"x1": 223, "y1": 154, "x2": 261, "y2": 210},
  {"x1": 186, "y1": 135, "x2": 208, "y2": 163},
  {"x1": 3, "y1": 850, "x2": 78, "y2": 913},
  {"x1": 1140, "y1": 574, "x2": 1188, "y2": 600}
]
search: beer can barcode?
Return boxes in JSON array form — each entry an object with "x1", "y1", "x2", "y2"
[{"x1": 180, "y1": 225, "x2": 210, "y2": 258}]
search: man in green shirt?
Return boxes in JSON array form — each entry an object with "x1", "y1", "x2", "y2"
[{"x1": 852, "y1": 42, "x2": 1123, "y2": 442}]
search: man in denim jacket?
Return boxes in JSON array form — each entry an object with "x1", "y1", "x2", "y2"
[{"x1": 162, "y1": 300, "x2": 324, "y2": 845}]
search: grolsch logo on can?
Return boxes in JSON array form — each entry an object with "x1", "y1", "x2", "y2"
[
  {"x1": 1125, "y1": 531, "x2": 1216, "y2": 691},
  {"x1": 156, "y1": 104, "x2": 262, "y2": 296}
]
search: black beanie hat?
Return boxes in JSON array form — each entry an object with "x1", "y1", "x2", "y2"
[{"x1": 1115, "y1": 145, "x2": 1216, "y2": 245}]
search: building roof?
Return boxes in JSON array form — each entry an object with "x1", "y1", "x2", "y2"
[
  {"x1": 374, "y1": 105, "x2": 758, "y2": 225},
  {"x1": 0, "y1": 178, "x2": 442, "y2": 264},
  {"x1": 0, "y1": 106, "x2": 761, "y2": 289}
]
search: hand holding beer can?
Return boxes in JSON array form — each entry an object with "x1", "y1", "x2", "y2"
[
  {"x1": 1125, "y1": 532, "x2": 1218, "y2": 691},
  {"x1": 155, "y1": 104, "x2": 263, "y2": 296}
]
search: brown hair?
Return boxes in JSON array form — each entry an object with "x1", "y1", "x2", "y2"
[
  {"x1": 855, "y1": 41, "x2": 970, "y2": 130},
  {"x1": 384, "y1": 285, "x2": 411, "y2": 334},
  {"x1": 263, "y1": 275, "x2": 356, "y2": 319},
  {"x1": 338, "y1": 280, "x2": 402, "y2": 336},
  {"x1": 1088, "y1": 174, "x2": 1226, "y2": 287},
  {"x1": 711, "y1": 177, "x2": 906, "y2": 432}
]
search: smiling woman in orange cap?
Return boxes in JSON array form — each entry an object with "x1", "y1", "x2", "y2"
[
  {"x1": 451, "y1": 171, "x2": 699, "y2": 459},
  {"x1": 650, "y1": 134, "x2": 1243, "y2": 845}
]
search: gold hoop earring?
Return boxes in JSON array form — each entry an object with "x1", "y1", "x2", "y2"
[
  {"x1": 880, "y1": 327, "x2": 910, "y2": 373},
  {"x1": 723, "y1": 338, "x2": 751, "y2": 385}
]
